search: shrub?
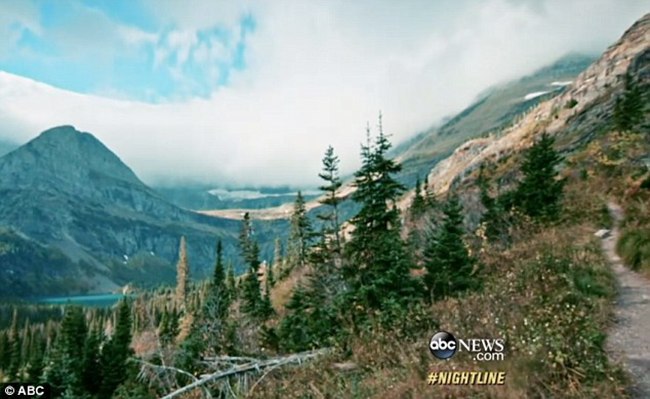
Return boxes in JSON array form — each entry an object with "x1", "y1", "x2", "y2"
[
  {"x1": 617, "y1": 228, "x2": 650, "y2": 271},
  {"x1": 565, "y1": 99, "x2": 578, "y2": 109}
]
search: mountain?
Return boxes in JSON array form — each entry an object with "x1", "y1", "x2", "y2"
[
  {"x1": 0, "y1": 138, "x2": 18, "y2": 157},
  {"x1": 393, "y1": 53, "x2": 596, "y2": 187},
  {"x1": 0, "y1": 126, "x2": 284, "y2": 298},
  {"x1": 403, "y1": 12, "x2": 649, "y2": 219}
]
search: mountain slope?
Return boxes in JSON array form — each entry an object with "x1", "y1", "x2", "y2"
[
  {"x1": 418, "y1": 14, "x2": 649, "y2": 202},
  {"x1": 393, "y1": 53, "x2": 595, "y2": 187},
  {"x1": 0, "y1": 138, "x2": 18, "y2": 157},
  {"x1": 0, "y1": 126, "x2": 274, "y2": 297}
]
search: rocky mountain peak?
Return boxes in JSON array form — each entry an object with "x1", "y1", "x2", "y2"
[{"x1": 0, "y1": 125, "x2": 143, "y2": 190}]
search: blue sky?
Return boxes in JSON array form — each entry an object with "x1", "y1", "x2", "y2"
[
  {"x1": 0, "y1": 1, "x2": 647, "y2": 186},
  {"x1": 1, "y1": 0, "x2": 255, "y2": 101}
]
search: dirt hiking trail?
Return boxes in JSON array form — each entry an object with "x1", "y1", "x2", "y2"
[{"x1": 603, "y1": 202, "x2": 650, "y2": 398}]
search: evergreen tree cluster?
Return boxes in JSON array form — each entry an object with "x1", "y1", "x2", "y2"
[
  {"x1": 476, "y1": 132, "x2": 565, "y2": 248},
  {"x1": 0, "y1": 301, "x2": 135, "y2": 399}
]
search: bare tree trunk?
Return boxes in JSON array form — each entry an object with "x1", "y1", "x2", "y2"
[{"x1": 160, "y1": 349, "x2": 329, "y2": 399}]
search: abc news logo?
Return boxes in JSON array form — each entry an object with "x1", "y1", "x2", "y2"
[
  {"x1": 1, "y1": 383, "x2": 51, "y2": 398},
  {"x1": 429, "y1": 331, "x2": 505, "y2": 362}
]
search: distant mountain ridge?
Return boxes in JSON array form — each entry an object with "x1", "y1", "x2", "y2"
[
  {"x1": 0, "y1": 126, "x2": 283, "y2": 298},
  {"x1": 393, "y1": 53, "x2": 596, "y2": 187}
]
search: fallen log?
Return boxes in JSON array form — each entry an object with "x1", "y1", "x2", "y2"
[{"x1": 161, "y1": 348, "x2": 329, "y2": 399}]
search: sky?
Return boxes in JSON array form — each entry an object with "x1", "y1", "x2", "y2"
[{"x1": 0, "y1": 0, "x2": 647, "y2": 187}]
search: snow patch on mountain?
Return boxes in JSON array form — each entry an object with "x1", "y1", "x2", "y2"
[{"x1": 524, "y1": 91, "x2": 551, "y2": 100}]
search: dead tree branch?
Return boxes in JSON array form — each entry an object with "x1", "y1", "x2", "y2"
[
  {"x1": 137, "y1": 359, "x2": 214, "y2": 399},
  {"x1": 161, "y1": 349, "x2": 329, "y2": 399}
]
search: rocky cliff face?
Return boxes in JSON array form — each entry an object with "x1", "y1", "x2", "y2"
[
  {"x1": 0, "y1": 126, "x2": 248, "y2": 296},
  {"x1": 417, "y1": 13, "x2": 649, "y2": 201}
]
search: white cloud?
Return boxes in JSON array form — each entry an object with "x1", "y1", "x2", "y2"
[
  {"x1": 144, "y1": 0, "x2": 252, "y2": 31},
  {"x1": 0, "y1": 0, "x2": 647, "y2": 187},
  {"x1": 0, "y1": 2, "x2": 40, "y2": 55},
  {"x1": 44, "y1": 4, "x2": 156, "y2": 62}
]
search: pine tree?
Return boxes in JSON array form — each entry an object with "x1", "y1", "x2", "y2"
[
  {"x1": 513, "y1": 133, "x2": 564, "y2": 221},
  {"x1": 614, "y1": 73, "x2": 645, "y2": 131},
  {"x1": 424, "y1": 195, "x2": 478, "y2": 301},
  {"x1": 318, "y1": 145, "x2": 343, "y2": 252},
  {"x1": 158, "y1": 307, "x2": 179, "y2": 347},
  {"x1": 279, "y1": 236, "x2": 341, "y2": 351},
  {"x1": 43, "y1": 306, "x2": 87, "y2": 397},
  {"x1": 345, "y1": 115, "x2": 421, "y2": 315},
  {"x1": 81, "y1": 324, "x2": 103, "y2": 395},
  {"x1": 287, "y1": 191, "x2": 313, "y2": 269},
  {"x1": 158, "y1": 309, "x2": 172, "y2": 346},
  {"x1": 26, "y1": 329, "x2": 45, "y2": 381},
  {"x1": 20, "y1": 320, "x2": 31, "y2": 372},
  {"x1": 175, "y1": 236, "x2": 190, "y2": 308},
  {"x1": 0, "y1": 330, "x2": 9, "y2": 371},
  {"x1": 410, "y1": 176, "x2": 427, "y2": 218},
  {"x1": 239, "y1": 212, "x2": 254, "y2": 263},
  {"x1": 277, "y1": 286, "x2": 312, "y2": 351},
  {"x1": 477, "y1": 164, "x2": 506, "y2": 242},
  {"x1": 272, "y1": 237, "x2": 283, "y2": 275},
  {"x1": 180, "y1": 239, "x2": 232, "y2": 368},
  {"x1": 99, "y1": 299, "x2": 133, "y2": 399},
  {"x1": 266, "y1": 260, "x2": 275, "y2": 288},
  {"x1": 213, "y1": 240, "x2": 226, "y2": 293},
  {"x1": 423, "y1": 175, "x2": 438, "y2": 208},
  {"x1": 280, "y1": 272, "x2": 339, "y2": 351},
  {"x1": 240, "y1": 225, "x2": 270, "y2": 319},
  {"x1": 6, "y1": 308, "x2": 21, "y2": 380},
  {"x1": 225, "y1": 263, "x2": 237, "y2": 300},
  {"x1": 278, "y1": 146, "x2": 347, "y2": 351}
]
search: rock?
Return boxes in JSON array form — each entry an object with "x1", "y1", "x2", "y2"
[{"x1": 595, "y1": 229, "x2": 611, "y2": 238}]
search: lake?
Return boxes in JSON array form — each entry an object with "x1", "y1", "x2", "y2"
[{"x1": 37, "y1": 293, "x2": 133, "y2": 307}]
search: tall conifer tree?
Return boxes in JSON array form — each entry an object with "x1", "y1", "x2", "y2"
[
  {"x1": 614, "y1": 73, "x2": 645, "y2": 131},
  {"x1": 43, "y1": 306, "x2": 87, "y2": 397},
  {"x1": 175, "y1": 236, "x2": 190, "y2": 308},
  {"x1": 410, "y1": 176, "x2": 426, "y2": 218},
  {"x1": 513, "y1": 133, "x2": 564, "y2": 221},
  {"x1": 318, "y1": 145, "x2": 343, "y2": 252},
  {"x1": 345, "y1": 115, "x2": 420, "y2": 315},
  {"x1": 287, "y1": 192, "x2": 312, "y2": 269},
  {"x1": 424, "y1": 195, "x2": 478, "y2": 301},
  {"x1": 99, "y1": 299, "x2": 133, "y2": 399},
  {"x1": 7, "y1": 309, "x2": 22, "y2": 380}
]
